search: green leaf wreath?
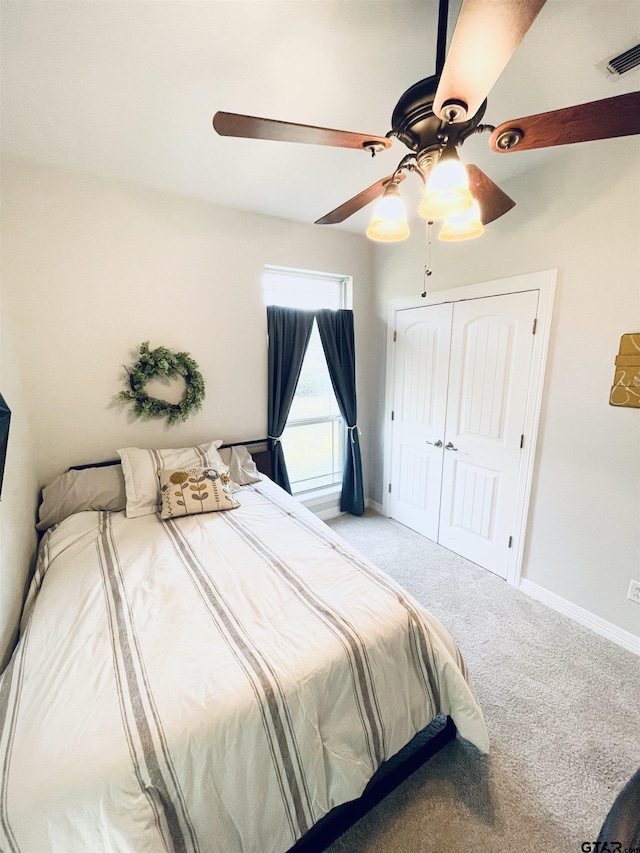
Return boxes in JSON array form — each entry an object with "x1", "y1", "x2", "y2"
[{"x1": 119, "y1": 342, "x2": 205, "y2": 425}]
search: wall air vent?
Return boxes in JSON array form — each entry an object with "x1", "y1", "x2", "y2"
[{"x1": 598, "y1": 42, "x2": 640, "y2": 78}]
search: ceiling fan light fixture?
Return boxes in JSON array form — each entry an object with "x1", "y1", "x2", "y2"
[
  {"x1": 439, "y1": 200, "x2": 485, "y2": 242},
  {"x1": 366, "y1": 181, "x2": 410, "y2": 242},
  {"x1": 418, "y1": 149, "x2": 474, "y2": 221}
]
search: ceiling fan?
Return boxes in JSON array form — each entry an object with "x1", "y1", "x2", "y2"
[{"x1": 213, "y1": 0, "x2": 640, "y2": 241}]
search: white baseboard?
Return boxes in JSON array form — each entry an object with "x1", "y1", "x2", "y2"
[
  {"x1": 307, "y1": 495, "x2": 384, "y2": 522},
  {"x1": 315, "y1": 507, "x2": 344, "y2": 521},
  {"x1": 316, "y1": 498, "x2": 383, "y2": 521},
  {"x1": 299, "y1": 486, "x2": 342, "y2": 521},
  {"x1": 519, "y1": 579, "x2": 640, "y2": 656}
]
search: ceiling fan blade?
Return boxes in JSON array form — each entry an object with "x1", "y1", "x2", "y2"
[
  {"x1": 467, "y1": 165, "x2": 516, "y2": 224},
  {"x1": 213, "y1": 112, "x2": 392, "y2": 152},
  {"x1": 433, "y1": 0, "x2": 547, "y2": 123},
  {"x1": 489, "y1": 91, "x2": 640, "y2": 152},
  {"x1": 315, "y1": 173, "x2": 406, "y2": 225}
]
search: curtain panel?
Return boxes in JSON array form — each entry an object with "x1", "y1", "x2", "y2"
[
  {"x1": 316, "y1": 310, "x2": 364, "y2": 516},
  {"x1": 266, "y1": 306, "x2": 315, "y2": 493},
  {"x1": 267, "y1": 306, "x2": 364, "y2": 516}
]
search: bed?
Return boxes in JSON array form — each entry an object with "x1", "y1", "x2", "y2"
[{"x1": 0, "y1": 439, "x2": 488, "y2": 853}]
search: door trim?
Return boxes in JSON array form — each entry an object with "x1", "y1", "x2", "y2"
[{"x1": 382, "y1": 269, "x2": 557, "y2": 589}]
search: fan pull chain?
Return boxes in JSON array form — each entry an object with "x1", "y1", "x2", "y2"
[{"x1": 422, "y1": 220, "x2": 434, "y2": 297}]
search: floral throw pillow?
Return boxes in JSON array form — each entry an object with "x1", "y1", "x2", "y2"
[{"x1": 158, "y1": 466, "x2": 240, "y2": 520}]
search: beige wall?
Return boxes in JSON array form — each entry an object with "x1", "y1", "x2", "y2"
[
  {"x1": 372, "y1": 136, "x2": 640, "y2": 638},
  {"x1": 0, "y1": 157, "x2": 376, "y2": 664},
  {"x1": 0, "y1": 298, "x2": 39, "y2": 670}
]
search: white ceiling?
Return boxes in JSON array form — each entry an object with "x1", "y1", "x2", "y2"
[{"x1": 1, "y1": 1, "x2": 639, "y2": 234}]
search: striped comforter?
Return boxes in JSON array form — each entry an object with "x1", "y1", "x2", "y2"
[{"x1": 0, "y1": 478, "x2": 488, "y2": 853}]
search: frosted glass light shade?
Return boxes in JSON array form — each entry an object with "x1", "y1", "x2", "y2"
[
  {"x1": 366, "y1": 184, "x2": 410, "y2": 242},
  {"x1": 418, "y1": 153, "x2": 474, "y2": 221},
  {"x1": 439, "y1": 200, "x2": 485, "y2": 241}
]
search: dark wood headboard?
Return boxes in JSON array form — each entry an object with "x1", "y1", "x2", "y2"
[{"x1": 70, "y1": 439, "x2": 274, "y2": 480}]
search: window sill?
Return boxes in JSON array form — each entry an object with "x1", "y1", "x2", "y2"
[{"x1": 294, "y1": 484, "x2": 343, "y2": 518}]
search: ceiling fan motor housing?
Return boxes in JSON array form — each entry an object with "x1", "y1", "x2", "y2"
[{"x1": 391, "y1": 75, "x2": 487, "y2": 169}]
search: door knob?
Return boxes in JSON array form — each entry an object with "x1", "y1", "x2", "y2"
[
  {"x1": 426, "y1": 439, "x2": 443, "y2": 448},
  {"x1": 445, "y1": 442, "x2": 458, "y2": 451}
]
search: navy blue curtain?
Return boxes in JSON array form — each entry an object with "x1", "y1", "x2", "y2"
[
  {"x1": 316, "y1": 309, "x2": 364, "y2": 516},
  {"x1": 267, "y1": 306, "x2": 314, "y2": 493},
  {"x1": 0, "y1": 393, "x2": 10, "y2": 498}
]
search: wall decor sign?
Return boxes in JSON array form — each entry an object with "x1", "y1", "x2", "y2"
[
  {"x1": 0, "y1": 393, "x2": 10, "y2": 497},
  {"x1": 119, "y1": 342, "x2": 205, "y2": 425},
  {"x1": 609, "y1": 333, "x2": 640, "y2": 409}
]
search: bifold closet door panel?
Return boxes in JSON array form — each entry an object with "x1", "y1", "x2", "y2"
[
  {"x1": 388, "y1": 303, "x2": 453, "y2": 541},
  {"x1": 438, "y1": 290, "x2": 539, "y2": 578}
]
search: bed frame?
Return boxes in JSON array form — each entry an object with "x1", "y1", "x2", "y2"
[
  {"x1": 288, "y1": 716, "x2": 456, "y2": 852},
  {"x1": 71, "y1": 438, "x2": 457, "y2": 850}
]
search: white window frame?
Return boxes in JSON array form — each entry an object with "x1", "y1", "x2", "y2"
[
  {"x1": 263, "y1": 265, "x2": 352, "y2": 310},
  {"x1": 264, "y1": 265, "x2": 352, "y2": 499},
  {"x1": 280, "y1": 416, "x2": 345, "y2": 496}
]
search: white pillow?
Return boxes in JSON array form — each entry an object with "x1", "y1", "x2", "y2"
[
  {"x1": 218, "y1": 445, "x2": 262, "y2": 487},
  {"x1": 117, "y1": 440, "x2": 225, "y2": 518}
]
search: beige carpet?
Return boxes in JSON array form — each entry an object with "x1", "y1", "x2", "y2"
[{"x1": 323, "y1": 510, "x2": 640, "y2": 852}]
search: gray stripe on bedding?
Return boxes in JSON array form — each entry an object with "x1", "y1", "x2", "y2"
[
  {"x1": 32, "y1": 536, "x2": 48, "y2": 592},
  {"x1": 98, "y1": 512, "x2": 199, "y2": 853},
  {"x1": 0, "y1": 621, "x2": 32, "y2": 853},
  {"x1": 194, "y1": 445, "x2": 208, "y2": 467},
  {"x1": 97, "y1": 549, "x2": 169, "y2": 853},
  {"x1": 253, "y1": 485, "x2": 442, "y2": 714},
  {"x1": 222, "y1": 508, "x2": 387, "y2": 769},
  {"x1": 162, "y1": 518, "x2": 314, "y2": 843}
]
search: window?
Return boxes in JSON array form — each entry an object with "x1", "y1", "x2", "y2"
[
  {"x1": 263, "y1": 267, "x2": 349, "y2": 311},
  {"x1": 264, "y1": 266, "x2": 351, "y2": 495}
]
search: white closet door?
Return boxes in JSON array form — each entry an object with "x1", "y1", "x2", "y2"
[
  {"x1": 389, "y1": 303, "x2": 452, "y2": 541},
  {"x1": 438, "y1": 290, "x2": 539, "y2": 578}
]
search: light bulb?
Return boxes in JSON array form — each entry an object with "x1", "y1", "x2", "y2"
[
  {"x1": 366, "y1": 182, "x2": 410, "y2": 242},
  {"x1": 418, "y1": 149, "x2": 474, "y2": 221},
  {"x1": 439, "y1": 200, "x2": 485, "y2": 241}
]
